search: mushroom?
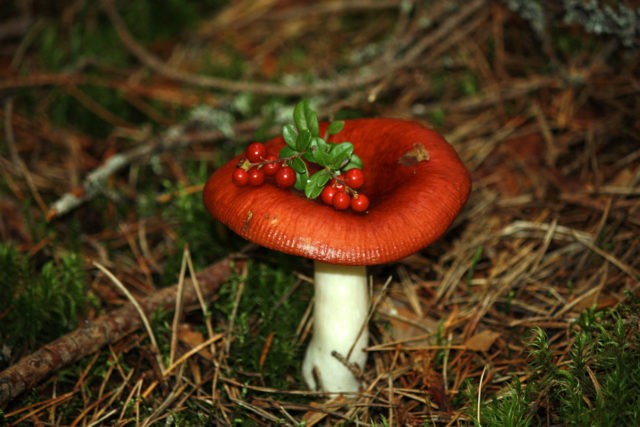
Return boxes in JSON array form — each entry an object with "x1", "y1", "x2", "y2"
[{"x1": 203, "y1": 118, "x2": 470, "y2": 393}]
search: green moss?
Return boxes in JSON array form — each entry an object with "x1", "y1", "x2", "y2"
[
  {"x1": 474, "y1": 299, "x2": 640, "y2": 425},
  {"x1": 551, "y1": 305, "x2": 640, "y2": 425},
  {"x1": 0, "y1": 244, "x2": 86, "y2": 366},
  {"x1": 474, "y1": 378, "x2": 534, "y2": 427},
  {"x1": 217, "y1": 261, "x2": 311, "y2": 391}
]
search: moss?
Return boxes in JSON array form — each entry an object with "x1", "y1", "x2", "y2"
[
  {"x1": 474, "y1": 378, "x2": 534, "y2": 427},
  {"x1": 0, "y1": 244, "x2": 86, "y2": 366},
  {"x1": 216, "y1": 261, "x2": 311, "y2": 391},
  {"x1": 474, "y1": 299, "x2": 640, "y2": 426}
]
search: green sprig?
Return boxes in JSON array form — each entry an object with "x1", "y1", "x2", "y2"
[{"x1": 279, "y1": 100, "x2": 361, "y2": 199}]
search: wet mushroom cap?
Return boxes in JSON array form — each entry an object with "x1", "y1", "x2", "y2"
[{"x1": 203, "y1": 118, "x2": 471, "y2": 265}]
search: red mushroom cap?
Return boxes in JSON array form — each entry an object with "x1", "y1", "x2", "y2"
[{"x1": 203, "y1": 118, "x2": 471, "y2": 265}]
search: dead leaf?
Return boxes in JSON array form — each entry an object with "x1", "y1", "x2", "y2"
[
  {"x1": 464, "y1": 329, "x2": 501, "y2": 352},
  {"x1": 398, "y1": 143, "x2": 430, "y2": 167},
  {"x1": 178, "y1": 324, "x2": 213, "y2": 359}
]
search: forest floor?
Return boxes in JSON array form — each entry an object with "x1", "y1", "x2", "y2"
[{"x1": 1, "y1": 1, "x2": 639, "y2": 425}]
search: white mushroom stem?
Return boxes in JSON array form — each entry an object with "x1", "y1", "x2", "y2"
[{"x1": 302, "y1": 261, "x2": 369, "y2": 393}]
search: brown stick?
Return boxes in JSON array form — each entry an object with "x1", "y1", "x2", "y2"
[{"x1": 0, "y1": 257, "x2": 238, "y2": 408}]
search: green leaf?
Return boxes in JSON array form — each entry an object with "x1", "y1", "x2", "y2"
[
  {"x1": 303, "y1": 150, "x2": 316, "y2": 164},
  {"x1": 329, "y1": 142, "x2": 354, "y2": 169},
  {"x1": 279, "y1": 146, "x2": 297, "y2": 160},
  {"x1": 294, "y1": 170, "x2": 308, "y2": 191},
  {"x1": 304, "y1": 170, "x2": 331, "y2": 199},
  {"x1": 311, "y1": 136, "x2": 328, "y2": 151},
  {"x1": 327, "y1": 120, "x2": 344, "y2": 136},
  {"x1": 295, "y1": 129, "x2": 312, "y2": 152},
  {"x1": 342, "y1": 154, "x2": 363, "y2": 171},
  {"x1": 290, "y1": 157, "x2": 309, "y2": 175},
  {"x1": 312, "y1": 146, "x2": 333, "y2": 167},
  {"x1": 304, "y1": 136, "x2": 328, "y2": 163},
  {"x1": 293, "y1": 99, "x2": 309, "y2": 132},
  {"x1": 282, "y1": 124, "x2": 297, "y2": 149},
  {"x1": 305, "y1": 104, "x2": 319, "y2": 137}
]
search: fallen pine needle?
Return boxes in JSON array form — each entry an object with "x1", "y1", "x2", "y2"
[
  {"x1": 93, "y1": 261, "x2": 164, "y2": 373},
  {"x1": 163, "y1": 333, "x2": 225, "y2": 377}
]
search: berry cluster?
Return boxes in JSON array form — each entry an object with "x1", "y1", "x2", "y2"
[
  {"x1": 231, "y1": 100, "x2": 370, "y2": 213},
  {"x1": 232, "y1": 142, "x2": 370, "y2": 213},
  {"x1": 319, "y1": 171, "x2": 369, "y2": 212},
  {"x1": 232, "y1": 142, "x2": 297, "y2": 189}
]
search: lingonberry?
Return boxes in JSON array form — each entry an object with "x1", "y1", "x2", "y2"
[
  {"x1": 232, "y1": 168, "x2": 249, "y2": 186},
  {"x1": 350, "y1": 193, "x2": 370, "y2": 212},
  {"x1": 275, "y1": 166, "x2": 296, "y2": 188},
  {"x1": 332, "y1": 191, "x2": 351, "y2": 210},
  {"x1": 320, "y1": 185, "x2": 338, "y2": 205},
  {"x1": 344, "y1": 168, "x2": 364, "y2": 190},
  {"x1": 245, "y1": 142, "x2": 266, "y2": 163},
  {"x1": 247, "y1": 168, "x2": 265, "y2": 186},
  {"x1": 262, "y1": 155, "x2": 281, "y2": 176}
]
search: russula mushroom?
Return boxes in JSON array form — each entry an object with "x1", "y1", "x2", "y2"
[{"x1": 203, "y1": 118, "x2": 470, "y2": 393}]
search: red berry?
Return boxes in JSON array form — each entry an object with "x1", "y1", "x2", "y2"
[
  {"x1": 247, "y1": 168, "x2": 265, "y2": 186},
  {"x1": 332, "y1": 191, "x2": 351, "y2": 210},
  {"x1": 232, "y1": 168, "x2": 249, "y2": 186},
  {"x1": 262, "y1": 155, "x2": 281, "y2": 176},
  {"x1": 245, "y1": 142, "x2": 266, "y2": 163},
  {"x1": 350, "y1": 194, "x2": 370, "y2": 212},
  {"x1": 275, "y1": 166, "x2": 296, "y2": 188},
  {"x1": 344, "y1": 168, "x2": 364, "y2": 190},
  {"x1": 320, "y1": 185, "x2": 337, "y2": 205}
]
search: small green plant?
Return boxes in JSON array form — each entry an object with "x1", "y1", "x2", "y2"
[
  {"x1": 0, "y1": 244, "x2": 86, "y2": 365},
  {"x1": 528, "y1": 326, "x2": 554, "y2": 374},
  {"x1": 476, "y1": 378, "x2": 534, "y2": 427}
]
